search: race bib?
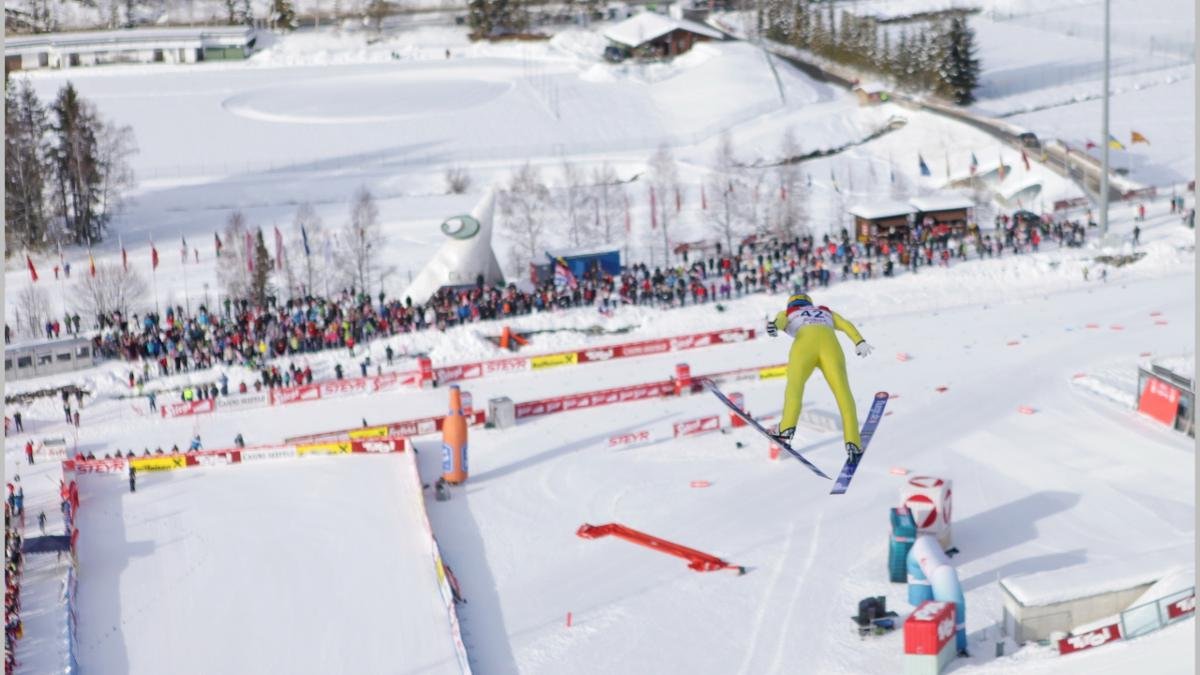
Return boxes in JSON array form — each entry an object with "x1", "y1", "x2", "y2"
[{"x1": 786, "y1": 308, "x2": 833, "y2": 335}]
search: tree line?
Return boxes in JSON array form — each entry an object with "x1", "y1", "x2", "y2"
[
  {"x1": 760, "y1": 1, "x2": 981, "y2": 104},
  {"x1": 5, "y1": 79, "x2": 137, "y2": 253},
  {"x1": 499, "y1": 129, "x2": 812, "y2": 272}
]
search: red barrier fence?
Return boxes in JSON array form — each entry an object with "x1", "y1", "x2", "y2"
[
  {"x1": 63, "y1": 438, "x2": 407, "y2": 474},
  {"x1": 285, "y1": 410, "x2": 486, "y2": 445}
]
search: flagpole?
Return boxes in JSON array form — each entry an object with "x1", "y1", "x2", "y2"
[{"x1": 1099, "y1": 0, "x2": 1110, "y2": 236}]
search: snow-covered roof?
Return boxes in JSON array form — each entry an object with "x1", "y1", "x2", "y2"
[
  {"x1": 847, "y1": 201, "x2": 913, "y2": 220},
  {"x1": 908, "y1": 195, "x2": 975, "y2": 212},
  {"x1": 1000, "y1": 545, "x2": 1192, "y2": 607},
  {"x1": 545, "y1": 244, "x2": 621, "y2": 259},
  {"x1": 603, "y1": 12, "x2": 723, "y2": 48}
]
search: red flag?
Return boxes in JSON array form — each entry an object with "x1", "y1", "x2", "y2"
[
  {"x1": 274, "y1": 226, "x2": 285, "y2": 271},
  {"x1": 88, "y1": 251, "x2": 96, "y2": 278},
  {"x1": 675, "y1": 188, "x2": 681, "y2": 213},
  {"x1": 1021, "y1": 149, "x2": 1031, "y2": 171},
  {"x1": 26, "y1": 255, "x2": 38, "y2": 282},
  {"x1": 780, "y1": 183, "x2": 787, "y2": 202},
  {"x1": 246, "y1": 232, "x2": 254, "y2": 273},
  {"x1": 1085, "y1": 140, "x2": 1097, "y2": 151},
  {"x1": 700, "y1": 185, "x2": 707, "y2": 210},
  {"x1": 650, "y1": 187, "x2": 657, "y2": 229},
  {"x1": 624, "y1": 198, "x2": 631, "y2": 233},
  {"x1": 120, "y1": 237, "x2": 128, "y2": 272},
  {"x1": 151, "y1": 242, "x2": 159, "y2": 270}
]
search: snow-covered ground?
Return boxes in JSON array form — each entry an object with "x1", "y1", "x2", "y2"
[{"x1": 4, "y1": 11, "x2": 1196, "y2": 675}]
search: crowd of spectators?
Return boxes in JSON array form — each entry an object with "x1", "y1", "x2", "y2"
[
  {"x1": 1, "y1": 210, "x2": 1099, "y2": 404},
  {"x1": 5, "y1": 501, "x2": 22, "y2": 675}
]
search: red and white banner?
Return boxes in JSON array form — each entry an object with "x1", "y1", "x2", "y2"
[
  {"x1": 1058, "y1": 623, "x2": 1122, "y2": 655},
  {"x1": 514, "y1": 381, "x2": 674, "y2": 419},
  {"x1": 352, "y1": 438, "x2": 407, "y2": 453},
  {"x1": 673, "y1": 415, "x2": 721, "y2": 437},
  {"x1": 319, "y1": 378, "x2": 369, "y2": 399},
  {"x1": 160, "y1": 399, "x2": 215, "y2": 418},
  {"x1": 238, "y1": 445, "x2": 299, "y2": 462},
  {"x1": 1138, "y1": 375, "x2": 1181, "y2": 426},
  {"x1": 67, "y1": 457, "x2": 128, "y2": 473},
  {"x1": 1166, "y1": 594, "x2": 1196, "y2": 620},
  {"x1": 272, "y1": 383, "x2": 322, "y2": 406}
]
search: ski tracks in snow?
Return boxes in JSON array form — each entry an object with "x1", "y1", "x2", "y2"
[{"x1": 736, "y1": 510, "x2": 823, "y2": 675}]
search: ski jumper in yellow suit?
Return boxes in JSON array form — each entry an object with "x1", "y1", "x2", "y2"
[{"x1": 769, "y1": 294, "x2": 873, "y2": 454}]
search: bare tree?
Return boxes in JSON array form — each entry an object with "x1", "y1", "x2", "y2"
[
  {"x1": 15, "y1": 284, "x2": 51, "y2": 338},
  {"x1": 73, "y1": 263, "x2": 147, "y2": 319},
  {"x1": 290, "y1": 203, "x2": 325, "y2": 297},
  {"x1": 590, "y1": 163, "x2": 625, "y2": 247},
  {"x1": 740, "y1": 165, "x2": 771, "y2": 239},
  {"x1": 558, "y1": 159, "x2": 592, "y2": 247},
  {"x1": 704, "y1": 133, "x2": 747, "y2": 253},
  {"x1": 647, "y1": 143, "x2": 679, "y2": 267},
  {"x1": 340, "y1": 186, "x2": 386, "y2": 295},
  {"x1": 216, "y1": 210, "x2": 252, "y2": 301},
  {"x1": 771, "y1": 128, "x2": 808, "y2": 240},
  {"x1": 444, "y1": 165, "x2": 472, "y2": 194},
  {"x1": 500, "y1": 162, "x2": 550, "y2": 275}
]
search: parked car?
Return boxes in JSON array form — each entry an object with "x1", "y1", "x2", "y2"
[{"x1": 603, "y1": 45, "x2": 628, "y2": 63}]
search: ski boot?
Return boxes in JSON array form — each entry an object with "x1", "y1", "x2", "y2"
[
  {"x1": 769, "y1": 426, "x2": 795, "y2": 446},
  {"x1": 845, "y1": 441, "x2": 864, "y2": 463}
]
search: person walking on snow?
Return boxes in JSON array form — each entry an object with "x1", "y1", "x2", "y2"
[{"x1": 765, "y1": 293, "x2": 873, "y2": 460}]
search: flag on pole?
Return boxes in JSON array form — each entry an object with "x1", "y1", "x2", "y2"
[
  {"x1": 780, "y1": 182, "x2": 787, "y2": 202},
  {"x1": 151, "y1": 239, "x2": 159, "y2": 270},
  {"x1": 26, "y1": 255, "x2": 38, "y2": 282},
  {"x1": 323, "y1": 235, "x2": 333, "y2": 267},
  {"x1": 181, "y1": 235, "x2": 188, "y2": 264},
  {"x1": 624, "y1": 197, "x2": 631, "y2": 233},
  {"x1": 120, "y1": 236, "x2": 128, "y2": 272},
  {"x1": 830, "y1": 167, "x2": 840, "y2": 193},
  {"x1": 1021, "y1": 149, "x2": 1031, "y2": 171},
  {"x1": 274, "y1": 226, "x2": 285, "y2": 271},
  {"x1": 944, "y1": 150, "x2": 951, "y2": 180},
  {"x1": 998, "y1": 153, "x2": 1007, "y2": 180},
  {"x1": 700, "y1": 185, "x2": 707, "y2": 210},
  {"x1": 301, "y1": 225, "x2": 311, "y2": 257},
  {"x1": 88, "y1": 246, "x2": 96, "y2": 278},
  {"x1": 1130, "y1": 131, "x2": 1150, "y2": 145},
  {"x1": 214, "y1": 232, "x2": 223, "y2": 258},
  {"x1": 245, "y1": 231, "x2": 254, "y2": 273},
  {"x1": 969, "y1": 152, "x2": 979, "y2": 175},
  {"x1": 675, "y1": 188, "x2": 681, "y2": 213},
  {"x1": 917, "y1": 154, "x2": 931, "y2": 177},
  {"x1": 1108, "y1": 135, "x2": 1126, "y2": 150},
  {"x1": 649, "y1": 187, "x2": 657, "y2": 229},
  {"x1": 549, "y1": 253, "x2": 578, "y2": 290},
  {"x1": 57, "y1": 242, "x2": 65, "y2": 271},
  {"x1": 1085, "y1": 139, "x2": 1098, "y2": 151}
]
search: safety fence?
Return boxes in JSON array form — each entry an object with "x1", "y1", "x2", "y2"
[
  {"x1": 59, "y1": 466, "x2": 82, "y2": 674},
  {"x1": 1057, "y1": 586, "x2": 1196, "y2": 655},
  {"x1": 159, "y1": 326, "x2": 757, "y2": 421}
]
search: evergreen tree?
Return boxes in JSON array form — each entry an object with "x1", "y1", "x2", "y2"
[
  {"x1": 235, "y1": 0, "x2": 254, "y2": 26},
  {"x1": 467, "y1": 0, "x2": 528, "y2": 38},
  {"x1": 938, "y1": 17, "x2": 981, "y2": 104},
  {"x1": 224, "y1": 0, "x2": 238, "y2": 25},
  {"x1": 5, "y1": 80, "x2": 52, "y2": 251},
  {"x1": 50, "y1": 83, "x2": 104, "y2": 244},
  {"x1": 250, "y1": 229, "x2": 273, "y2": 307}
]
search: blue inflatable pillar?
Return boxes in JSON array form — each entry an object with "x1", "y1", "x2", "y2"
[{"x1": 889, "y1": 507, "x2": 917, "y2": 583}]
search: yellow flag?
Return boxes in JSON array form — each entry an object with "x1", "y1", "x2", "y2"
[{"x1": 1130, "y1": 131, "x2": 1150, "y2": 145}]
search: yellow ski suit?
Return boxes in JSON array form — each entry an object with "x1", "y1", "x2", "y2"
[{"x1": 772, "y1": 301, "x2": 865, "y2": 446}]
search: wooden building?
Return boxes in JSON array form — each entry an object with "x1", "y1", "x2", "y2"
[
  {"x1": 603, "y1": 11, "x2": 723, "y2": 59},
  {"x1": 850, "y1": 195, "x2": 975, "y2": 244},
  {"x1": 848, "y1": 201, "x2": 914, "y2": 244}
]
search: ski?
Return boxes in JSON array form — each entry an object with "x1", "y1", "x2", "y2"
[
  {"x1": 829, "y1": 392, "x2": 890, "y2": 495},
  {"x1": 699, "y1": 378, "x2": 832, "y2": 480}
]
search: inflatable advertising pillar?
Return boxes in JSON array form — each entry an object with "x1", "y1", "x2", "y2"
[
  {"x1": 441, "y1": 385, "x2": 469, "y2": 484},
  {"x1": 729, "y1": 392, "x2": 748, "y2": 428},
  {"x1": 674, "y1": 363, "x2": 692, "y2": 396},
  {"x1": 889, "y1": 507, "x2": 917, "y2": 583},
  {"x1": 906, "y1": 535, "x2": 966, "y2": 655},
  {"x1": 900, "y1": 476, "x2": 953, "y2": 548}
]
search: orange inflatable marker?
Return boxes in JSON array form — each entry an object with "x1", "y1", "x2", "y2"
[{"x1": 442, "y1": 385, "x2": 469, "y2": 484}]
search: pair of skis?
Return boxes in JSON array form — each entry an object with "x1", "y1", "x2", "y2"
[{"x1": 699, "y1": 378, "x2": 889, "y2": 495}]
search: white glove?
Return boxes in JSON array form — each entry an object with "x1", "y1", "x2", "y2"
[
  {"x1": 766, "y1": 319, "x2": 778, "y2": 337},
  {"x1": 855, "y1": 341, "x2": 873, "y2": 358}
]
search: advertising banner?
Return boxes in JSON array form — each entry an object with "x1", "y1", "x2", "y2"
[
  {"x1": 160, "y1": 399, "x2": 215, "y2": 418},
  {"x1": 130, "y1": 455, "x2": 188, "y2": 472},
  {"x1": 239, "y1": 446, "x2": 298, "y2": 462},
  {"x1": 349, "y1": 426, "x2": 389, "y2": 440},
  {"x1": 673, "y1": 415, "x2": 721, "y2": 437},
  {"x1": 214, "y1": 392, "x2": 269, "y2": 412},
  {"x1": 296, "y1": 442, "x2": 352, "y2": 456},
  {"x1": 1138, "y1": 375, "x2": 1181, "y2": 425},
  {"x1": 271, "y1": 384, "x2": 322, "y2": 406},
  {"x1": 531, "y1": 352, "x2": 578, "y2": 370},
  {"x1": 1057, "y1": 624, "x2": 1122, "y2": 655}
]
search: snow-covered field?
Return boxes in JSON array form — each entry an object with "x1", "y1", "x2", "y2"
[{"x1": 3, "y1": 9, "x2": 1196, "y2": 675}]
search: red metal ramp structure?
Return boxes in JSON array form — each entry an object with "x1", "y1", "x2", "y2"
[{"x1": 577, "y1": 523, "x2": 745, "y2": 574}]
